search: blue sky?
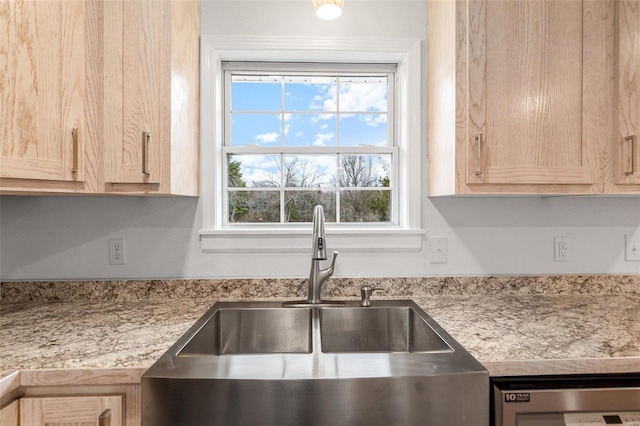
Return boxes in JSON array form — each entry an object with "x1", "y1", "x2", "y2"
[{"x1": 229, "y1": 76, "x2": 389, "y2": 186}]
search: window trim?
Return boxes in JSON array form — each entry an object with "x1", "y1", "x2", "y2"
[
  {"x1": 223, "y1": 63, "x2": 397, "y2": 226},
  {"x1": 199, "y1": 36, "x2": 424, "y2": 253}
]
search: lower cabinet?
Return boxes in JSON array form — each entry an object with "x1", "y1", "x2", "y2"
[
  {"x1": 0, "y1": 400, "x2": 18, "y2": 426},
  {"x1": 20, "y1": 395, "x2": 123, "y2": 426}
]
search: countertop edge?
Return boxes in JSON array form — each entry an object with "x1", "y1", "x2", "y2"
[
  {"x1": 0, "y1": 367, "x2": 147, "y2": 401},
  {"x1": 3, "y1": 357, "x2": 640, "y2": 401},
  {"x1": 483, "y1": 357, "x2": 640, "y2": 377}
]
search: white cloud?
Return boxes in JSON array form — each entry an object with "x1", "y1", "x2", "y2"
[
  {"x1": 310, "y1": 113, "x2": 334, "y2": 124},
  {"x1": 254, "y1": 132, "x2": 279, "y2": 144},
  {"x1": 313, "y1": 132, "x2": 335, "y2": 147},
  {"x1": 339, "y1": 82, "x2": 387, "y2": 113},
  {"x1": 235, "y1": 155, "x2": 280, "y2": 186},
  {"x1": 362, "y1": 114, "x2": 387, "y2": 128},
  {"x1": 308, "y1": 80, "x2": 388, "y2": 127}
]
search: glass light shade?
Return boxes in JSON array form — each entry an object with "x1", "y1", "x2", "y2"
[{"x1": 313, "y1": 0, "x2": 344, "y2": 20}]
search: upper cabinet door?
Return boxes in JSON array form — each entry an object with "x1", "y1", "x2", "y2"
[
  {"x1": 466, "y1": 0, "x2": 601, "y2": 190},
  {"x1": 0, "y1": 0, "x2": 85, "y2": 185},
  {"x1": 428, "y1": 0, "x2": 614, "y2": 195},
  {"x1": 104, "y1": 0, "x2": 169, "y2": 193},
  {"x1": 102, "y1": 0, "x2": 199, "y2": 196},
  {"x1": 615, "y1": 0, "x2": 640, "y2": 188}
]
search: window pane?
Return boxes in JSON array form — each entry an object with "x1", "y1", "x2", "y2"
[
  {"x1": 223, "y1": 68, "x2": 394, "y2": 226},
  {"x1": 228, "y1": 191, "x2": 280, "y2": 223},
  {"x1": 339, "y1": 114, "x2": 387, "y2": 147},
  {"x1": 340, "y1": 190, "x2": 391, "y2": 222},
  {"x1": 285, "y1": 115, "x2": 337, "y2": 147},
  {"x1": 285, "y1": 191, "x2": 336, "y2": 223},
  {"x1": 232, "y1": 114, "x2": 282, "y2": 147},
  {"x1": 231, "y1": 77, "x2": 281, "y2": 111},
  {"x1": 283, "y1": 155, "x2": 337, "y2": 188},
  {"x1": 339, "y1": 77, "x2": 387, "y2": 112},
  {"x1": 285, "y1": 76, "x2": 337, "y2": 112},
  {"x1": 339, "y1": 155, "x2": 391, "y2": 188},
  {"x1": 228, "y1": 155, "x2": 281, "y2": 188}
]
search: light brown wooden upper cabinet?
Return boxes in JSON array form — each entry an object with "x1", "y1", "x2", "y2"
[
  {"x1": 428, "y1": 0, "x2": 616, "y2": 195},
  {"x1": 0, "y1": 0, "x2": 89, "y2": 193},
  {"x1": 614, "y1": 0, "x2": 640, "y2": 191},
  {"x1": 101, "y1": 0, "x2": 200, "y2": 196},
  {"x1": 0, "y1": 0, "x2": 199, "y2": 196}
]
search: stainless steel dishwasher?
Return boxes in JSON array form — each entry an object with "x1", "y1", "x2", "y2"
[{"x1": 493, "y1": 375, "x2": 640, "y2": 426}]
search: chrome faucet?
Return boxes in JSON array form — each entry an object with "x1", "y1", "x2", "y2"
[
  {"x1": 283, "y1": 205, "x2": 341, "y2": 307},
  {"x1": 307, "y1": 205, "x2": 338, "y2": 304}
]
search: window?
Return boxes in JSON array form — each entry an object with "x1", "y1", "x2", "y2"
[
  {"x1": 224, "y1": 63, "x2": 397, "y2": 225},
  {"x1": 200, "y1": 37, "x2": 424, "y2": 253}
]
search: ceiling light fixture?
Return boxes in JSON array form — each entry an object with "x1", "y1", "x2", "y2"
[{"x1": 313, "y1": 0, "x2": 344, "y2": 20}]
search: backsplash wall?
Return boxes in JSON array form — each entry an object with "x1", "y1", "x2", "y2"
[
  {"x1": 0, "y1": 1, "x2": 639, "y2": 280},
  {"x1": 2, "y1": 275, "x2": 639, "y2": 303},
  {"x1": 1, "y1": 192, "x2": 639, "y2": 280}
]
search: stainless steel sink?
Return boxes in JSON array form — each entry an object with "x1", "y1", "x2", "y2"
[
  {"x1": 178, "y1": 308, "x2": 312, "y2": 355},
  {"x1": 142, "y1": 300, "x2": 489, "y2": 426},
  {"x1": 320, "y1": 306, "x2": 453, "y2": 353}
]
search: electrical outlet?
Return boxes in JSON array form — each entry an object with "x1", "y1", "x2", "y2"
[
  {"x1": 625, "y1": 235, "x2": 640, "y2": 261},
  {"x1": 430, "y1": 236, "x2": 447, "y2": 264},
  {"x1": 109, "y1": 238, "x2": 126, "y2": 265},
  {"x1": 554, "y1": 236, "x2": 570, "y2": 262}
]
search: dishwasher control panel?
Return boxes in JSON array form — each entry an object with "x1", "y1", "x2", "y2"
[{"x1": 564, "y1": 412, "x2": 640, "y2": 426}]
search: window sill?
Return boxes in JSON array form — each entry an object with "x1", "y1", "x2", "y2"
[{"x1": 199, "y1": 228, "x2": 425, "y2": 253}]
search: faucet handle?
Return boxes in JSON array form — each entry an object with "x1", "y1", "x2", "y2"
[
  {"x1": 360, "y1": 285, "x2": 383, "y2": 307},
  {"x1": 328, "y1": 251, "x2": 338, "y2": 271}
]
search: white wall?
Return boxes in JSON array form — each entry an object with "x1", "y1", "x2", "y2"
[{"x1": 1, "y1": 1, "x2": 639, "y2": 281}]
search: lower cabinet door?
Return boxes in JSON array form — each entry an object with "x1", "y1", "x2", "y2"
[
  {"x1": 0, "y1": 400, "x2": 19, "y2": 426},
  {"x1": 20, "y1": 395, "x2": 123, "y2": 426}
]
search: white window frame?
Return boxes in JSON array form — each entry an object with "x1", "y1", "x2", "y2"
[
  {"x1": 199, "y1": 36, "x2": 424, "y2": 253},
  {"x1": 223, "y1": 63, "x2": 398, "y2": 226}
]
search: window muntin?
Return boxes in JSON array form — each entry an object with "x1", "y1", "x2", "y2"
[{"x1": 223, "y1": 64, "x2": 397, "y2": 226}]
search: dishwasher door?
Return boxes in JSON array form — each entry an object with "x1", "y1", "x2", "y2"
[{"x1": 493, "y1": 377, "x2": 640, "y2": 426}]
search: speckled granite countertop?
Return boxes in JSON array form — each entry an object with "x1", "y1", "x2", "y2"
[{"x1": 1, "y1": 275, "x2": 639, "y2": 382}]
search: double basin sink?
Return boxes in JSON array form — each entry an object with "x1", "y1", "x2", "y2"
[{"x1": 142, "y1": 300, "x2": 489, "y2": 425}]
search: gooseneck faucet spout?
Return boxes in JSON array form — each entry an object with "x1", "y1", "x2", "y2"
[
  {"x1": 283, "y1": 205, "x2": 342, "y2": 307},
  {"x1": 311, "y1": 204, "x2": 327, "y2": 261},
  {"x1": 308, "y1": 205, "x2": 338, "y2": 303}
]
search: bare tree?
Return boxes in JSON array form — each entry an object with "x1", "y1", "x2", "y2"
[
  {"x1": 283, "y1": 156, "x2": 334, "y2": 222},
  {"x1": 230, "y1": 154, "x2": 390, "y2": 223},
  {"x1": 338, "y1": 155, "x2": 390, "y2": 222}
]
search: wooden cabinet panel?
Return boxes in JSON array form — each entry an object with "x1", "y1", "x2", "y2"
[
  {"x1": 0, "y1": 400, "x2": 18, "y2": 426},
  {"x1": 20, "y1": 395, "x2": 122, "y2": 426},
  {"x1": 428, "y1": 0, "x2": 615, "y2": 195},
  {"x1": 615, "y1": 0, "x2": 640, "y2": 189},
  {"x1": 104, "y1": 0, "x2": 168, "y2": 191},
  {"x1": 468, "y1": 0, "x2": 590, "y2": 186},
  {"x1": 103, "y1": 0, "x2": 199, "y2": 195},
  {"x1": 0, "y1": 0, "x2": 86, "y2": 186},
  {"x1": 0, "y1": 0, "x2": 198, "y2": 196}
]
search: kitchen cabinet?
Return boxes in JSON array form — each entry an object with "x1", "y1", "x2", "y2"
[
  {"x1": 0, "y1": 0, "x2": 91, "y2": 194},
  {"x1": 15, "y1": 379, "x2": 141, "y2": 426},
  {"x1": 20, "y1": 395, "x2": 122, "y2": 426},
  {"x1": 427, "y1": 0, "x2": 614, "y2": 195},
  {"x1": 102, "y1": 0, "x2": 199, "y2": 196},
  {"x1": 0, "y1": 400, "x2": 18, "y2": 426},
  {"x1": 0, "y1": 0, "x2": 199, "y2": 196},
  {"x1": 614, "y1": 0, "x2": 640, "y2": 191}
]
